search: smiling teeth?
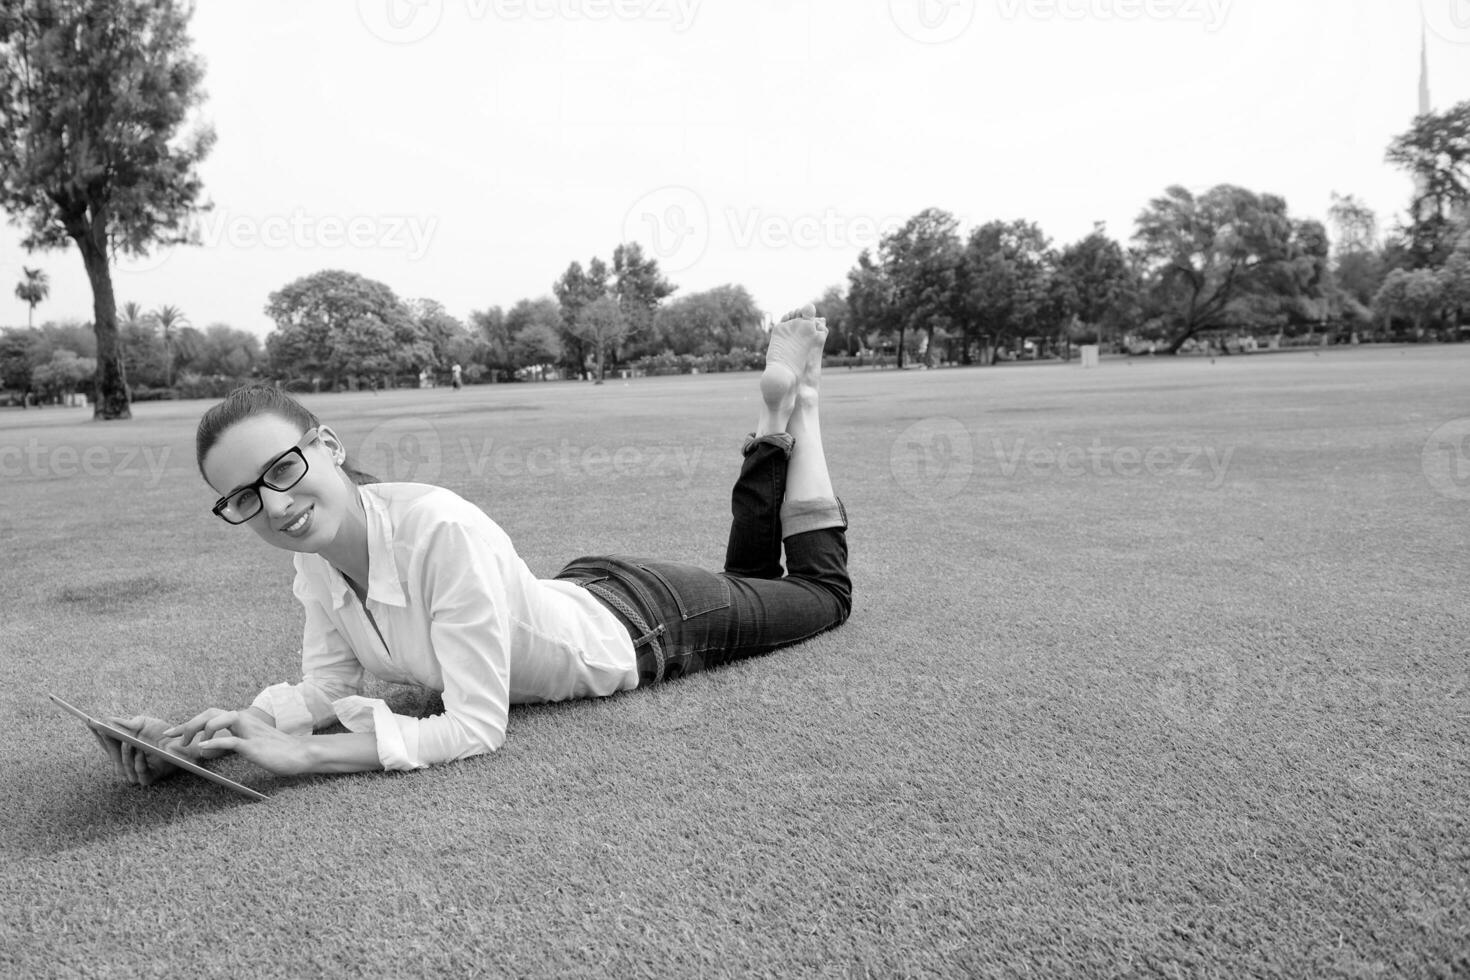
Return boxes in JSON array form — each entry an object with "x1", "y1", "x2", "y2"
[{"x1": 285, "y1": 512, "x2": 309, "y2": 532}]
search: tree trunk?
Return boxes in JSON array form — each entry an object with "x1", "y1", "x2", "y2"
[
  {"x1": 595, "y1": 339, "x2": 605, "y2": 385},
  {"x1": 896, "y1": 324, "x2": 907, "y2": 368},
  {"x1": 69, "y1": 212, "x2": 131, "y2": 419}
]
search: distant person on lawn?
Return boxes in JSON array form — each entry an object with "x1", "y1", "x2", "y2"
[{"x1": 100, "y1": 305, "x2": 850, "y2": 783}]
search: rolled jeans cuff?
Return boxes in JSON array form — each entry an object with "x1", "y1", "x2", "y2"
[
  {"x1": 781, "y1": 496, "x2": 848, "y2": 538},
  {"x1": 741, "y1": 431, "x2": 795, "y2": 457}
]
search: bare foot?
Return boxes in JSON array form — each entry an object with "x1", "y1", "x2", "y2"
[
  {"x1": 757, "y1": 304, "x2": 822, "y2": 436},
  {"x1": 803, "y1": 314, "x2": 828, "y2": 394}
]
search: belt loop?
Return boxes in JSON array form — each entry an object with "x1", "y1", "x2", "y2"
[{"x1": 585, "y1": 582, "x2": 666, "y2": 683}]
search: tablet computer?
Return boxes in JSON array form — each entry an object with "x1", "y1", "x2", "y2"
[{"x1": 50, "y1": 693, "x2": 270, "y2": 803}]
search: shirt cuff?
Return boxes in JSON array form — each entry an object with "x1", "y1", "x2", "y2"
[
  {"x1": 332, "y1": 696, "x2": 424, "y2": 771},
  {"x1": 251, "y1": 683, "x2": 315, "y2": 736}
]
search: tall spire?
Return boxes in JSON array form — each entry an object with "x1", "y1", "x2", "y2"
[{"x1": 1419, "y1": 20, "x2": 1430, "y2": 116}]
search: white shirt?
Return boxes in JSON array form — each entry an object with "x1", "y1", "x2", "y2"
[{"x1": 250, "y1": 483, "x2": 638, "y2": 770}]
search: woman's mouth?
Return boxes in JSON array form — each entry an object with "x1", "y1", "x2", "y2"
[{"x1": 279, "y1": 507, "x2": 314, "y2": 537}]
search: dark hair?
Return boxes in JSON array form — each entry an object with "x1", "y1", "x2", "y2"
[{"x1": 196, "y1": 384, "x2": 378, "y2": 485}]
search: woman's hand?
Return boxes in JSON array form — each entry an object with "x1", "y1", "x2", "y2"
[
  {"x1": 98, "y1": 715, "x2": 180, "y2": 787},
  {"x1": 163, "y1": 708, "x2": 254, "y2": 760},
  {"x1": 196, "y1": 710, "x2": 309, "y2": 776}
]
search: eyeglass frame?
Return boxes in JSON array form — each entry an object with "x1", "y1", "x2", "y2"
[{"x1": 211, "y1": 427, "x2": 322, "y2": 525}]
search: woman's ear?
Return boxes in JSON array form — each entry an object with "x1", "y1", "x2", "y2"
[{"x1": 317, "y1": 425, "x2": 348, "y2": 466}]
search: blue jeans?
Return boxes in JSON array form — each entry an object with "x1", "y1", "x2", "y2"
[{"x1": 555, "y1": 434, "x2": 851, "y2": 686}]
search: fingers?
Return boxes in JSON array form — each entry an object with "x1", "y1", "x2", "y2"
[
  {"x1": 163, "y1": 708, "x2": 226, "y2": 746},
  {"x1": 201, "y1": 710, "x2": 244, "y2": 742},
  {"x1": 198, "y1": 735, "x2": 239, "y2": 755},
  {"x1": 90, "y1": 726, "x2": 129, "y2": 782}
]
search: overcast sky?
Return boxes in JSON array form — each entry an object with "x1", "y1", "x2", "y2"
[{"x1": 3, "y1": 0, "x2": 1469, "y2": 338}]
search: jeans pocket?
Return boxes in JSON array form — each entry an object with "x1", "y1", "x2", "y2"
[{"x1": 636, "y1": 562, "x2": 732, "y2": 620}]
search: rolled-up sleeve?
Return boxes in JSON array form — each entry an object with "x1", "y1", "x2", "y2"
[
  {"x1": 251, "y1": 569, "x2": 365, "y2": 735},
  {"x1": 334, "y1": 519, "x2": 512, "y2": 770}
]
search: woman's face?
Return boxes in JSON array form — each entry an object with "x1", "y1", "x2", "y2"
[{"x1": 202, "y1": 414, "x2": 356, "y2": 553}]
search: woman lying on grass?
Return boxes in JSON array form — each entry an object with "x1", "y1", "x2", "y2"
[{"x1": 101, "y1": 304, "x2": 850, "y2": 783}]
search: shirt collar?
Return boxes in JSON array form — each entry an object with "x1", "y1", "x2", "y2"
[
  {"x1": 322, "y1": 485, "x2": 407, "y2": 609},
  {"x1": 360, "y1": 486, "x2": 407, "y2": 607}
]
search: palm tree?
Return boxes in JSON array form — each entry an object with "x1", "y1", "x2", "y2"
[
  {"x1": 151, "y1": 304, "x2": 189, "y2": 387},
  {"x1": 120, "y1": 301, "x2": 145, "y2": 330},
  {"x1": 13, "y1": 267, "x2": 49, "y2": 328}
]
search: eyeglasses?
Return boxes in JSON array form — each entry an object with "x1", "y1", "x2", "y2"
[{"x1": 212, "y1": 428, "x2": 320, "y2": 525}]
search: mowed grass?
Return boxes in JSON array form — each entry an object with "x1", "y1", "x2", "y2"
[{"x1": 2, "y1": 347, "x2": 1466, "y2": 978}]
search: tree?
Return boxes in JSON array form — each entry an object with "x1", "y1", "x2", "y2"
[
  {"x1": 30, "y1": 347, "x2": 94, "y2": 403},
  {"x1": 509, "y1": 321, "x2": 563, "y2": 378},
  {"x1": 846, "y1": 248, "x2": 900, "y2": 361},
  {"x1": 878, "y1": 208, "x2": 964, "y2": 367},
  {"x1": 150, "y1": 303, "x2": 188, "y2": 386},
  {"x1": 470, "y1": 306, "x2": 510, "y2": 380},
  {"x1": 264, "y1": 270, "x2": 426, "y2": 388},
  {"x1": 652, "y1": 284, "x2": 764, "y2": 356},
  {"x1": 961, "y1": 219, "x2": 1055, "y2": 360},
  {"x1": 0, "y1": 327, "x2": 42, "y2": 400},
  {"x1": 504, "y1": 296, "x2": 562, "y2": 338},
  {"x1": 408, "y1": 298, "x2": 469, "y2": 372},
  {"x1": 572, "y1": 295, "x2": 628, "y2": 383},
  {"x1": 0, "y1": 0, "x2": 215, "y2": 419},
  {"x1": 13, "y1": 266, "x2": 47, "y2": 327},
  {"x1": 553, "y1": 258, "x2": 612, "y2": 377},
  {"x1": 1131, "y1": 185, "x2": 1323, "y2": 353},
  {"x1": 1373, "y1": 268, "x2": 1444, "y2": 334},
  {"x1": 1386, "y1": 100, "x2": 1470, "y2": 268},
  {"x1": 1328, "y1": 192, "x2": 1378, "y2": 255},
  {"x1": 179, "y1": 323, "x2": 260, "y2": 378},
  {"x1": 612, "y1": 242, "x2": 676, "y2": 352},
  {"x1": 117, "y1": 301, "x2": 165, "y2": 387},
  {"x1": 1053, "y1": 224, "x2": 1136, "y2": 348},
  {"x1": 1439, "y1": 232, "x2": 1470, "y2": 321}
]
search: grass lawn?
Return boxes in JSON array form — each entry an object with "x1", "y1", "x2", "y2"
[{"x1": 2, "y1": 346, "x2": 1466, "y2": 978}]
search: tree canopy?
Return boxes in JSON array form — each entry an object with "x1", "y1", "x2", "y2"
[{"x1": 0, "y1": 0, "x2": 214, "y2": 418}]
